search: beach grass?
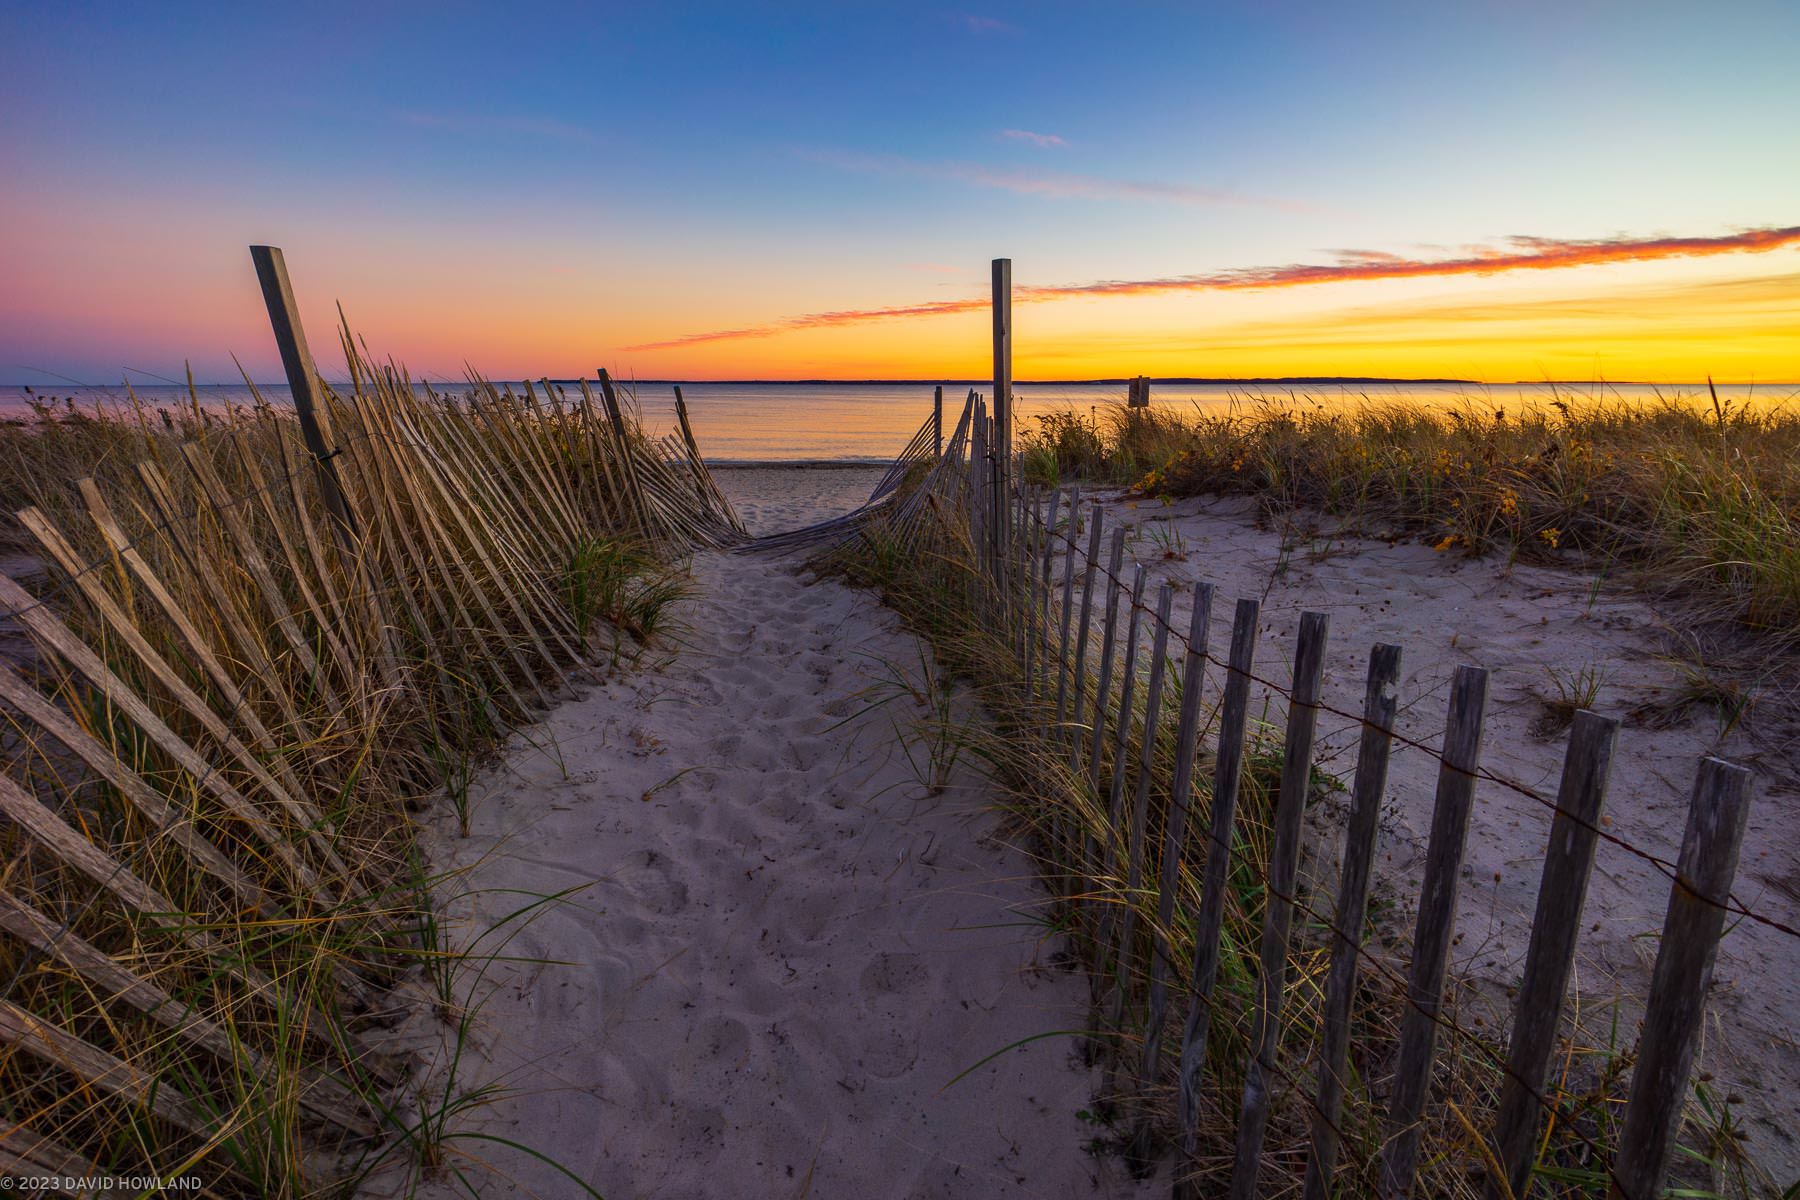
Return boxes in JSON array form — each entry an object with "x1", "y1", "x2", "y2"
[
  {"x1": 828, "y1": 465, "x2": 1774, "y2": 1198},
  {"x1": 1023, "y1": 389, "x2": 1800, "y2": 654},
  {"x1": 0, "y1": 352, "x2": 683, "y2": 1194}
]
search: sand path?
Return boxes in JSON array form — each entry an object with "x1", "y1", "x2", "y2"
[{"x1": 391, "y1": 539, "x2": 1149, "y2": 1199}]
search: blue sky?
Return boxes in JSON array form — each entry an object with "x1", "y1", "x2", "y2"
[{"x1": 3, "y1": 1, "x2": 1797, "y2": 380}]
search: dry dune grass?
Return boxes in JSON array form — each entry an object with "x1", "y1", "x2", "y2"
[
  {"x1": 1023, "y1": 389, "x2": 1800, "y2": 654},
  {"x1": 832, "y1": 466, "x2": 1774, "y2": 1198},
  {"x1": 0, "y1": 336, "x2": 688, "y2": 1194}
]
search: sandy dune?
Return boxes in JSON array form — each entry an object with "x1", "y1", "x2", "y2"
[
  {"x1": 370, "y1": 470, "x2": 1796, "y2": 1195},
  {"x1": 1085, "y1": 488, "x2": 1799, "y2": 1183},
  {"x1": 376, "y1": 472, "x2": 1154, "y2": 1199},
  {"x1": 712, "y1": 465, "x2": 888, "y2": 536}
]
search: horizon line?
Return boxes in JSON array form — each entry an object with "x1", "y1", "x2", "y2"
[{"x1": 5, "y1": 376, "x2": 1797, "y2": 390}]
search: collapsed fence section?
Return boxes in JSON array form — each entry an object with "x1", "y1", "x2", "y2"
[
  {"x1": 0, "y1": 249, "x2": 743, "y2": 1190},
  {"x1": 834, "y1": 387, "x2": 1761, "y2": 1199}
]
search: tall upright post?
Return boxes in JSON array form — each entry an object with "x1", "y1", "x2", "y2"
[
  {"x1": 248, "y1": 245, "x2": 358, "y2": 552},
  {"x1": 991, "y1": 258, "x2": 1013, "y2": 561},
  {"x1": 933, "y1": 384, "x2": 944, "y2": 459}
]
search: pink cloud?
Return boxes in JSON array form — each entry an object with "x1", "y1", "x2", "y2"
[{"x1": 623, "y1": 224, "x2": 1800, "y2": 351}]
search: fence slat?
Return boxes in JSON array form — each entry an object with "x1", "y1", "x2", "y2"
[
  {"x1": 1173, "y1": 596, "x2": 1259, "y2": 1187},
  {"x1": 1305, "y1": 642, "x2": 1404, "y2": 1200},
  {"x1": 1106, "y1": 582, "x2": 1175, "y2": 1067},
  {"x1": 0, "y1": 657, "x2": 272, "y2": 919},
  {"x1": 1105, "y1": 567, "x2": 1151, "y2": 844},
  {"x1": 1379, "y1": 664, "x2": 1490, "y2": 1198},
  {"x1": 0, "y1": 570, "x2": 340, "y2": 899},
  {"x1": 0, "y1": 889, "x2": 377, "y2": 1135},
  {"x1": 1051, "y1": 494, "x2": 1081, "y2": 734},
  {"x1": 1230, "y1": 610, "x2": 1331, "y2": 1199},
  {"x1": 1487, "y1": 709, "x2": 1618, "y2": 1199},
  {"x1": 1085, "y1": 527, "x2": 1130, "y2": 791},
  {"x1": 1134, "y1": 585, "x2": 1221, "y2": 1168},
  {"x1": 1065, "y1": 503, "x2": 1104, "y2": 755},
  {"x1": 1035, "y1": 488, "x2": 1064, "y2": 704},
  {"x1": 1024, "y1": 490, "x2": 1056, "y2": 697},
  {"x1": 1094, "y1": 569, "x2": 1151, "y2": 994},
  {"x1": 1609, "y1": 756, "x2": 1754, "y2": 1200},
  {"x1": 1083, "y1": 531, "x2": 1131, "y2": 893}
]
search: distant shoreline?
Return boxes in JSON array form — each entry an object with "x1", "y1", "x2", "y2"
[{"x1": 6, "y1": 377, "x2": 1796, "y2": 389}]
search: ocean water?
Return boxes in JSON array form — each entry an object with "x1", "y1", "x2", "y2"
[{"x1": 2, "y1": 379, "x2": 1790, "y2": 463}]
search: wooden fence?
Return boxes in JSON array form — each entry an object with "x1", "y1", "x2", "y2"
[
  {"x1": 0, "y1": 248, "x2": 743, "y2": 1189},
  {"x1": 858, "y1": 384, "x2": 1764, "y2": 1199}
]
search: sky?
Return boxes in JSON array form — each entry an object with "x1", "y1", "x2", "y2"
[{"x1": 2, "y1": 1, "x2": 1796, "y2": 384}]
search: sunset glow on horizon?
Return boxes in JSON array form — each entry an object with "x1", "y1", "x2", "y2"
[{"x1": 3, "y1": 3, "x2": 1797, "y2": 386}]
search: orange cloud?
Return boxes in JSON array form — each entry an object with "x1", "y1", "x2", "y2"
[{"x1": 626, "y1": 223, "x2": 1800, "y2": 351}]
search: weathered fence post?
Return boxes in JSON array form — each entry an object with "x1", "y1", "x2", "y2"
[
  {"x1": 248, "y1": 245, "x2": 358, "y2": 551},
  {"x1": 1487, "y1": 709, "x2": 1618, "y2": 1200},
  {"x1": 1379, "y1": 664, "x2": 1490, "y2": 1198},
  {"x1": 1305, "y1": 643, "x2": 1404, "y2": 1200},
  {"x1": 1230, "y1": 611, "x2": 1331, "y2": 1200},
  {"x1": 1609, "y1": 756, "x2": 1753, "y2": 1200},
  {"x1": 597, "y1": 368, "x2": 653, "y2": 536},
  {"x1": 992, "y1": 257, "x2": 1013, "y2": 561},
  {"x1": 934, "y1": 384, "x2": 944, "y2": 459}
]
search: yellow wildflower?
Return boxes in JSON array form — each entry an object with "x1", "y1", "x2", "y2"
[{"x1": 1538, "y1": 527, "x2": 1562, "y2": 549}]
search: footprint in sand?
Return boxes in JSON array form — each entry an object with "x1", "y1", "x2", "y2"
[
  {"x1": 860, "y1": 951, "x2": 930, "y2": 996},
  {"x1": 857, "y1": 1025, "x2": 921, "y2": 1079},
  {"x1": 681, "y1": 1013, "x2": 752, "y2": 1070},
  {"x1": 620, "y1": 850, "x2": 692, "y2": 915}
]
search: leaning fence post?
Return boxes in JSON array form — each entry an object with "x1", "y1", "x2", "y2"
[
  {"x1": 1487, "y1": 709, "x2": 1618, "y2": 1200},
  {"x1": 248, "y1": 245, "x2": 358, "y2": 551},
  {"x1": 1609, "y1": 756, "x2": 1753, "y2": 1200},
  {"x1": 1379, "y1": 664, "x2": 1490, "y2": 1198},
  {"x1": 1304, "y1": 643, "x2": 1404, "y2": 1200},
  {"x1": 597, "y1": 368, "x2": 654, "y2": 538},
  {"x1": 1229, "y1": 611, "x2": 1330, "y2": 1200}
]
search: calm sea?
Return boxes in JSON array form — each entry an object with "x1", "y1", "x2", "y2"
[{"x1": 3, "y1": 380, "x2": 1790, "y2": 464}]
